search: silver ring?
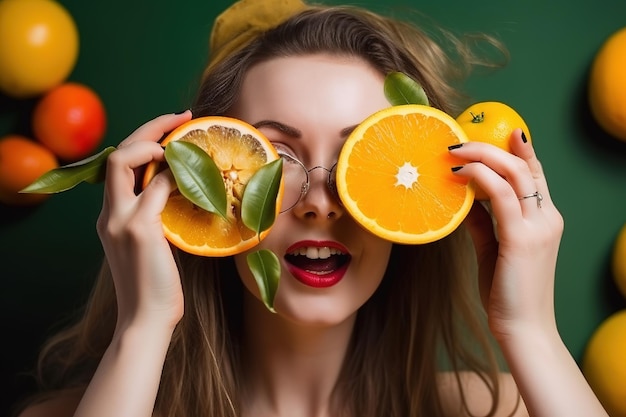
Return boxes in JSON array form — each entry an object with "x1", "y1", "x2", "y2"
[{"x1": 518, "y1": 191, "x2": 543, "y2": 208}]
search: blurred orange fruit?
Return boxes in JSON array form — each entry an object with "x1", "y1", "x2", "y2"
[
  {"x1": 589, "y1": 27, "x2": 626, "y2": 141},
  {"x1": 143, "y1": 116, "x2": 283, "y2": 257},
  {"x1": 612, "y1": 222, "x2": 626, "y2": 299},
  {"x1": 336, "y1": 104, "x2": 473, "y2": 244},
  {"x1": 32, "y1": 82, "x2": 107, "y2": 161},
  {"x1": 582, "y1": 309, "x2": 626, "y2": 417},
  {"x1": 456, "y1": 101, "x2": 532, "y2": 200},
  {"x1": 0, "y1": 134, "x2": 58, "y2": 205},
  {"x1": 0, "y1": 0, "x2": 78, "y2": 98}
]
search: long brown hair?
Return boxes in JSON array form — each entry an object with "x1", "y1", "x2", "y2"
[{"x1": 22, "y1": 5, "x2": 509, "y2": 417}]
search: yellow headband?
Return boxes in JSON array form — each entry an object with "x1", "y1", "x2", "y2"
[{"x1": 207, "y1": 0, "x2": 308, "y2": 70}]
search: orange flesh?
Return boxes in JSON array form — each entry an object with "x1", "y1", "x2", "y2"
[
  {"x1": 338, "y1": 106, "x2": 473, "y2": 243},
  {"x1": 143, "y1": 116, "x2": 281, "y2": 256}
]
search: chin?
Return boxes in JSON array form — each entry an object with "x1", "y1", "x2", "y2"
[{"x1": 271, "y1": 292, "x2": 359, "y2": 329}]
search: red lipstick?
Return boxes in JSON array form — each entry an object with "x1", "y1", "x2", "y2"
[{"x1": 284, "y1": 240, "x2": 351, "y2": 288}]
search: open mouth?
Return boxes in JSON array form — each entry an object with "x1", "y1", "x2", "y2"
[
  {"x1": 284, "y1": 245, "x2": 351, "y2": 288},
  {"x1": 285, "y1": 246, "x2": 350, "y2": 274}
]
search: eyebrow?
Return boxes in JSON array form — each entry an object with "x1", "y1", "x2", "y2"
[
  {"x1": 253, "y1": 120, "x2": 301, "y2": 138},
  {"x1": 253, "y1": 120, "x2": 359, "y2": 139}
]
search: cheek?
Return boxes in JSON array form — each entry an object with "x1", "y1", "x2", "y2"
[
  {"x1": 231, "y1": 217, "x2": 292, "y2": 304},
  {"x1": 338, "y1": 234, "x2": 393, "y2": 311},
  {"x1": 361, "y1": 229, "x2": 393, "y2": 266},
  {"x1": 359, "y1": 239, "x2": 393, "y2": 291}
]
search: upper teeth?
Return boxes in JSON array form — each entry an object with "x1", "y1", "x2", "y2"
[{"x1": 290, "y1": 246, "x2": 342, "y2": 260}]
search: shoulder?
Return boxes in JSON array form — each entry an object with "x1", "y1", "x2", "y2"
[
  {"x1": 16, "y1": 389, "x2": 83, "y2": 417},
  {"x1": 437, "y1": 371, "x2": 529, "y2": 417}
]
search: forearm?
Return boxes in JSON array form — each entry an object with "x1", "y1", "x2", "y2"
[
  {"x1": 73, "y1": 322, "x2": 174, "y2": 417},
  {"x1": 500, "y1": 325, "x2": 608, "y2": 417}
]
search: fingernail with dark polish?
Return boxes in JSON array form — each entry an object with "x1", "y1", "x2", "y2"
[
  {"x1": 451, "y1": 165, "x2": 464, "y2": 172},
  {"x1": 174, "y1": 110, "x2": 188, "y2": 115},
  {"x1": 521, "y1": 131, "x2": 528, "y2": 143},
  {"x1": 448, "y1": 143, "x2": 463, "y2": 151}
]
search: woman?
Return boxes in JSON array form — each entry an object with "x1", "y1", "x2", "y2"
[{"x1": 17, "y1": 0, "x2": 607, "y2": 416}]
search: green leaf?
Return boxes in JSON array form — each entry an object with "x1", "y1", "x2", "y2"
[
  {"x1": 247, "y1": 249, "x2": 281, "y2": 312},
  {"x1": 164, "y1": 141, "x2": 228, "y2": 219},
  {"x1": 384, "y1": 72, "x2": 429, "y2": 106},
  {"x1": 20, "y1": 146, "x2": 116, "y2": 194},
  {"x1": 241, "y1": 158, "x2": 283, "y2": 236}
]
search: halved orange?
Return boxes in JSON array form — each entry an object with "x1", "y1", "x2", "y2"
[
  {"x1": 143, "y1": 116, "x2": 283, "y2": 256},
  {"x1": 336, "y1": 104, "x2": 474, "y2": 244}
]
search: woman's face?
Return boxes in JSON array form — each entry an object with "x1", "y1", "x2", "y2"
[{"x1": 231, "y1": 54, "x2": 393, "y2": 327}]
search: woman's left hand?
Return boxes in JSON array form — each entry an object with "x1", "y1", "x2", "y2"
[{"x1": 450, "y1": 128, "x2": 564, "y2": 342}]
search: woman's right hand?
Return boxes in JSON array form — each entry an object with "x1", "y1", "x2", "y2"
[{"x1": 96, "y1": 111, "x2": 192, "y2": 331}]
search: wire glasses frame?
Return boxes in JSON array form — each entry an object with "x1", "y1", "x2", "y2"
[{"x1": 277, "y1": 151, "x2": 340, "y2": 213}]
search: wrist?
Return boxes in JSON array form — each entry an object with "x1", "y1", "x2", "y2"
[
  {"x1": 113, "y1": 314, "x2": 178, "y2": 347},
  {"x1": 75, "y1": 312, "x2": 176, "y2": 417},
  {"x1": 115, "y1": 302, "x2": 183, "y2": 334},
  {"x1": 489, "y1": 306, "x2": 558, "y2": 347},
  {"x1": 493, "y1": 321, "x2": 609, "y2": 417},
  {"x1": 494, "y1": 319, "x2": 563, "y2": 362}
]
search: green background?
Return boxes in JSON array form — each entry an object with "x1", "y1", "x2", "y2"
[{"x1": 2, "y1": 0, "x2": 625, "y2": 414}]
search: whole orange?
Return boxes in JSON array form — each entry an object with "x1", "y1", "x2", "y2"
[
  {"x1": 589, "y1": 27, "x2": 626, "y2": 142},
  {"x1": 582, "y1": 310, "x2": 626, "y2": 417},
  {"x1": 0, "y1": 0, "x2": 79, "y2": 98},
  {"x1": 456, "y1": 101, "x2": 532, "y2": 200},
  {"x1": 32, "y1": 82, "x2": 107, "y2": 161},
  {"x1": 0, "y1": 135, "x2": 58, "y2": 205}
]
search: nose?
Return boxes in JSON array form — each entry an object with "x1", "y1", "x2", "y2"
[{"x1": 294, "y1": 166, "x2": 342, "y2": 220}]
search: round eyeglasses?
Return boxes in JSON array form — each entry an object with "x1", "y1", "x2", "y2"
[{"x1": 278, "y1": 151, "x2": 340, "y2": 213}]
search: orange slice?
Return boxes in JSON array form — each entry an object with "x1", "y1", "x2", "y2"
[
  {"x1": 336, "y1": 104, "x2": 474, "y2": 244},
  {"x1": 143, "y1": 116, "x2": 283, "y2": 256}
]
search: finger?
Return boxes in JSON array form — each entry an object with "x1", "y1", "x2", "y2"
[
  {"x1": 105, "y1": 141, "x2": 166, "y2": 203},
  {"x1": 450, "y1": 141, "x2": 541, "y2": 217},
  {"x1": 117, "y1": 110, "x2": 192, "y2": 149},
  {"x1": 451, "y1": 140, "x2": 547, "y2": 215},
  {"x1": 453, "y1": 161, "x2": 526, "y2": 223},
  {"x1": 508, "y1": 128, "x2": 552, "y2": 203},
  {"x1": 138, "y1": 168, "x2": 177, "y2": 218},
  {"x1": 450, "y1": 141, "x2": 537, "y2": 197}
]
